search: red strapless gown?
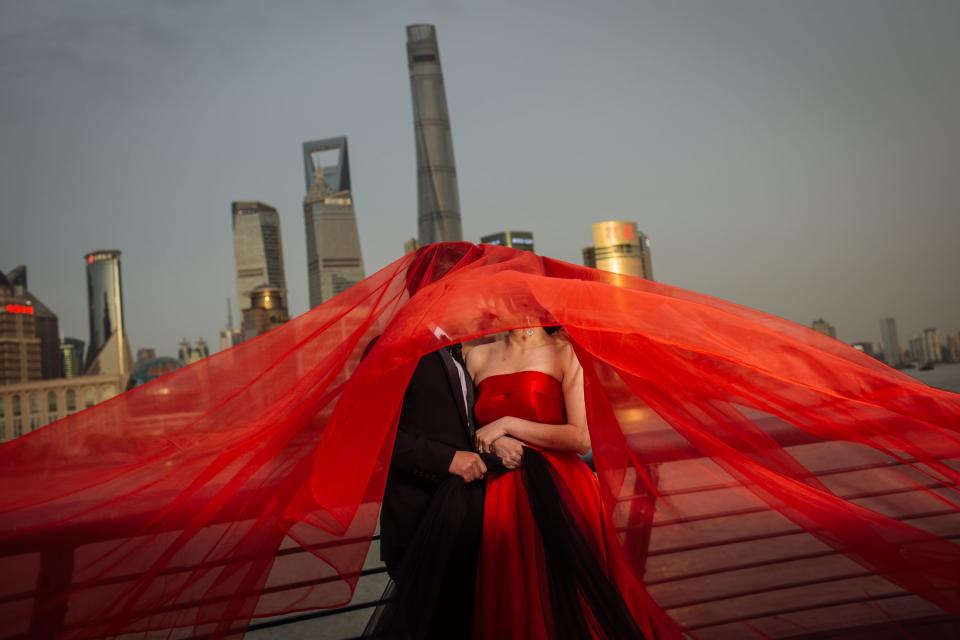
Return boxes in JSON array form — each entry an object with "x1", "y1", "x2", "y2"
[{"x1": 473, "y1": 370, "x2": 619, "y2": 639}]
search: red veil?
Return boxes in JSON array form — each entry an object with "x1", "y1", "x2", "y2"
[{"x1": 1, "y1": 242, "x2": 958, "y2": 639}]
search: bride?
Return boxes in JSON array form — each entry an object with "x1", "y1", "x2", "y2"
[{"x1": 466, "y1": 326, "x2": 651, "y2": 638}]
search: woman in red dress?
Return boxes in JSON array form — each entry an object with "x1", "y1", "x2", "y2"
[{"x1": 468, "y1": 327, "x2": 679, "y2": 639}]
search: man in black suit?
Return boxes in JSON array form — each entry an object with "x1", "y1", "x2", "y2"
[{"x1": 377, "y1": 339, "x2": 508, "y2": 639}]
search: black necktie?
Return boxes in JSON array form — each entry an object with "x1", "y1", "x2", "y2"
[{"x1": 449, "y1": 343, "x2": 465, "y2": 367}]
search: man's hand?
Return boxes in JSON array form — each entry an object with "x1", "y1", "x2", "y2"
[
  {"x1": 448, "y1": 451, "x2": 487, "y2": 482},
  {"x1": 491, "y1": 436, "x2": 524, "y2": 470}
]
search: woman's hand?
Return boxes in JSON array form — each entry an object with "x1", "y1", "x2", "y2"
[
  {"x1": 474, "y1": 417, "x2": 511, "y2": 454},
  {"x1": 491, "y1": 436, "x2": 524, "y2": 469}
]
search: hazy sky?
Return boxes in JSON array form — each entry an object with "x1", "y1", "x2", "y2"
[{"x1": 2, "y1": 0, "x2": 958, "y2": 356}]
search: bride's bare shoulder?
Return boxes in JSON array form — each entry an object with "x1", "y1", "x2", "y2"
[{"x1": 548, "y1": 332, "x2": 580, "y2": 372}]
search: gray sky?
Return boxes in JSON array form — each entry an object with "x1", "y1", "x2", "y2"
[{"x1": 2, "y1": 0, "x2": 958, "y2": 356}]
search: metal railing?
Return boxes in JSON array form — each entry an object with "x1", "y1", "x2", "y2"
[{"x1": 3, "y1": 418, "x2": 958, "y2": 639}]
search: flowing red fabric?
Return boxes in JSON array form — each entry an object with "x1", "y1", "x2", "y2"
[{"x1": 1, "y1": 242, "x2": 959, "y2": 639}]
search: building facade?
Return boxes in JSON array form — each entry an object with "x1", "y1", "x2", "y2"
[
  {"x1": 812, "y1": 318, "x2": 837, "y2": 339},
  {"x1": 303, "y1": 137, "x2": 365, "y2": 306},
  {"x1": 879, "y1": 317, "x2": 903, "y2": 367},
  {"x1": 6, "y1": 266, "x2": 62, "y2": 379},
  {"x1": 84, "y1": 250, "x2": 133, "y2": 377},
  {"x1": 242, "y1": 285, "x2": 290, "y2": 341},
  {"x1": 178, "y1": 339, "x2": 210, "y2": 365},
  {"x1": 922, "y1": 328, "x2": 942, "y2": 363},
  {"x1": 231, "y1": 201, "x2": 287, "y2": 314},
  {"x1": 480, "y1": 230, "x2": 535, "y2": 252},
  {"x1": 59, "y1": 338, "x2": 85, "y2": 379},
  {"x1": 0, "y1": 274, "x2": 41, "y2": 385},
  {"x1": 851, "y1": 341, "x2": 876, "y2": 357},
  {"x1": 947, "y1": 335, "x2": 960, "y2": 363},
  {"x1": 407, "y1": 24, "x2": 462, "y2": 245},
  {"x1": 0, "y1": 374, "x2": 122, "y2": 441},
  {"x1": 582, "y1": 221, "x2": 654, "y2": 279}
]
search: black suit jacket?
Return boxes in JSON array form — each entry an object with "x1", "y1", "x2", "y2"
[{"x1": 380, "y1": 346, "x2": 501, "y2": 569}]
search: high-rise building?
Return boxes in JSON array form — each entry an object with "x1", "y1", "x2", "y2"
[
  {"x1": 59, "y1": 338, "x2": 85, "y2": 379},
  {"x1": 921, "y1": 328, "x2": 942, "y2": 364},
  {"x1": 84, "y1": 250, "x2": 133, "y2": 377},
  {"x1": 303, "y1": 137, "x2": 365, "y2": 306},
  {"x1": 908, "y1": 335, "x2": 924, "y2": 364},
  {"x1": 582, "y1": 221, "x2": 654, "y2": 279},
  {"x1": 879, "y1": 317, "x2": 903, "y2": 367},
  {"x1": 6, "y1": 266, "x2": 62, "y2": 379},
  {"x1": 0, "y1": 272, "x2": 41, "y2": 385},
  {"x1": 407, "y1": 24, "x2": 462, "y2": 245},
  {"x1": 481, "y1": 230, "x2": 535, "y2": 252},
  {"x1": 242, "y1": 285, "x2": 289, "y2": 340},
  {"x1": 136, "y1": 348, "x2": 157, "y2": 364},
  {"x1": 404, "y1": 238, "x2": 420, "y2": 255},
  {"x1": 812, "y1": 318, "x2": 837, "y2": 339},
  {"x1": 231, "y1": 201, "x2": 287, "y2": 314},
  {"x1": 946, "y1": 335, "x2": 960, "y2": 363}
]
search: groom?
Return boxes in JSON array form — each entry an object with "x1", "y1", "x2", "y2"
[{"x1": 379, "y1": 338, "x2": 509, "y2": 638}]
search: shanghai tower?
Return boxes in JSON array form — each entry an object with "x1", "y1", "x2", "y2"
[{"x1": 407, "y1": 24, "x2": 462, "y2": 245}]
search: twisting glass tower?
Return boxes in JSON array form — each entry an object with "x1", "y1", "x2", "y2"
[{"x1": 406, "y1": 24, "x2": 462, "y2": 245}]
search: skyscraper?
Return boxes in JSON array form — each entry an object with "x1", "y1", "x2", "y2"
[
  {"x1": 0, "y1": 272, "x2": 41, "y2": 385},
  {"x1": 231, "y1": 201, "x2": 287, "y2": 314},
  {"x1": 6, "y1": 266, "x2": 62, "y2": 379},
  {"x1": 303, "y1": 137, "x2": 365, "y2": 306},
  {"x1": 880, "y1": 317, "x2": 903, "y2": 367},
  {"x1": 84, "y1": 250, "x2": 133, "y2": 377},
  {"x1": 921, "y1": 328, "x2": 942, "y2": 364},
  {"x1": 407, "y1": 24, "x2": 462, "y2": 245},
  {"x1": 582, "y1": 221, "x2": 654, "y2": 279},
  {"x1": 481, "y1": 230, "x2": 535, "y2": 252}
]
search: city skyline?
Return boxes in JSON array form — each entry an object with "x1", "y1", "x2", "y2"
[{"x1": 1, "y1": 1, "x2": 959, "y2": 353}]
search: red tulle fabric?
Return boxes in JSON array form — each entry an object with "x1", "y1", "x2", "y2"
[{"x1": 1, "y1": 242, "x2": 958, "y2": 639}]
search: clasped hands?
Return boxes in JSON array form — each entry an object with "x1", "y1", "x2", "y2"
[{"x1": 475, "y1": 416, "x2": 524, "y2": 470}]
